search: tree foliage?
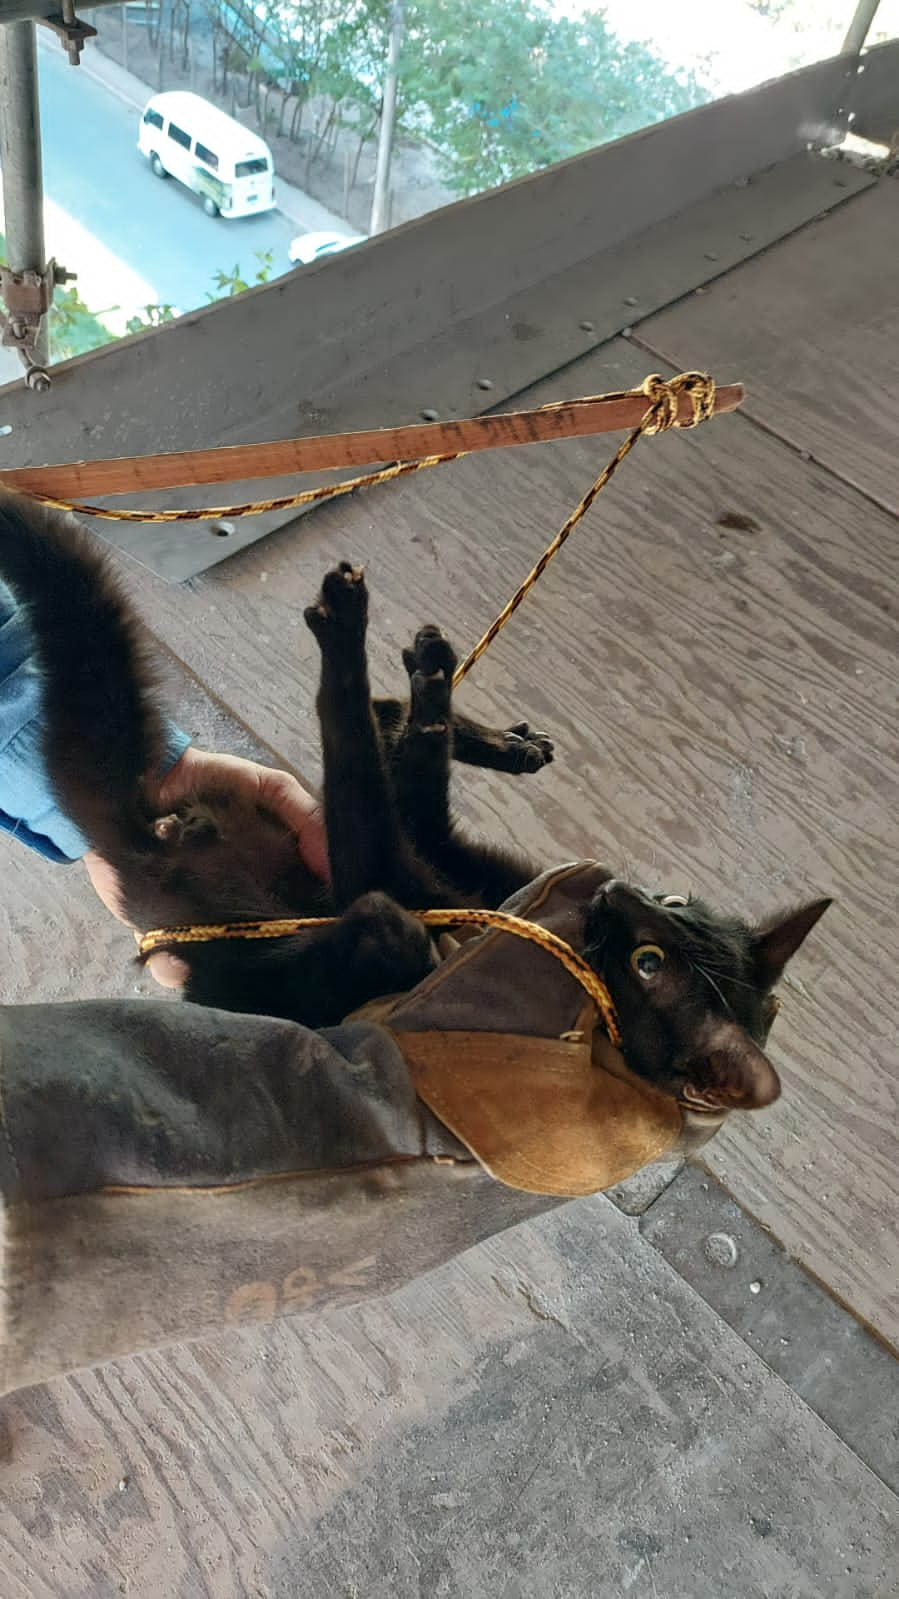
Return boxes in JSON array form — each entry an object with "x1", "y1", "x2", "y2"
[
  {"x1": 400, "y1": 0, "x2": 707, "y2": 194},
  {"x1": 196, "y1": 0, "x2": 706, "y2": 197}
]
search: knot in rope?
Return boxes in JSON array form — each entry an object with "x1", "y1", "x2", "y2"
[{"x1": 640, "y1": 372, "x2": 717, "y2": 435}]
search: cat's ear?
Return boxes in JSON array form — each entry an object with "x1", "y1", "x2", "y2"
[
  {"x1": 752, "y1": 898, "x2": 831, "y2": 987},
  {"x1": 682, "y1": 1018, "x2": 781, "y2": 1111}
]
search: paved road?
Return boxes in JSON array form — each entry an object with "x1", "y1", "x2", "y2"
[{"x1": 35, "y1": 42, "x2": 296, "y2": 321}]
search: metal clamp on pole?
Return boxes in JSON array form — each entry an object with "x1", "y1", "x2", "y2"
[
  {"x1": 40, "y1": 0, "x2": 97, "y2": 66},
  {"x1": 0, "y1": 257, "x2": 76, "y2": 390}
]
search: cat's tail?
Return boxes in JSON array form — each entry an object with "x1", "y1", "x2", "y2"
[{"x1": 0, "y1": 489, "x2": 170, "y2": 854}]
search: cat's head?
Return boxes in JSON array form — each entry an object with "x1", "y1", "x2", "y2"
[{"x1": 583, "y1": 881, "x2": 830, "y2": 1111}]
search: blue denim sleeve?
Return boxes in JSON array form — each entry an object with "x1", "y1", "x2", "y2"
[{"x1": 0, "y1": 583, "x2": 190, "y2": 863}]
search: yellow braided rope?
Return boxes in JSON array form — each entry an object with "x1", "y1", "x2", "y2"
[
  {"x1": 138, "y1": 906, "x2": 621, "y2": 1045},
  {"x1": 25, "y1": 452, "x2": 458, "y2": 524},
  {"x1": 452, "y1": 371, "x2": 715, "y2": 684}
]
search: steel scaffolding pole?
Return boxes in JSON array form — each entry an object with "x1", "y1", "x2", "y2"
[
  {"x1": 0, "y1": 17, "x2": 49, "y2": 372},
  {"x1": 842, "y1": 0, "x2": 883, "y2": 55}
]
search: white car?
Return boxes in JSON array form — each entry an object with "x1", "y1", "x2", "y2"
[{"x1": 288, "y1": 231, "x2": 366, "y2": 266}]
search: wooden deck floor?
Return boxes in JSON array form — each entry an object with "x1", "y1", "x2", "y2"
[{"x1": 0, "y1": 169, "x2": 896, "y2": 1593}]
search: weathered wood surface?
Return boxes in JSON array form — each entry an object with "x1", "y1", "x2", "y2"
[
  {"x1": 0, "y1": 145, "x2": 870, "y2": 580},
  {"x1": 1, "y1": 329, "x2": 895, "y2": 1348},
  {"x1": 0, "y1": 1200, "x2": 895, "y2": 1599},
  {"x1": 641, "y1": 179, "x2": 899, "y2": 514}
]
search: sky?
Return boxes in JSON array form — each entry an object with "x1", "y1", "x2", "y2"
[{"x1": 554, "y1": 2, "x2": 899, "y2": 96}]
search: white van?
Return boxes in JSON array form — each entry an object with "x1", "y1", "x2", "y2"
[{"x1": 137, "y1": 92, "x2": 275, "y2": 219}]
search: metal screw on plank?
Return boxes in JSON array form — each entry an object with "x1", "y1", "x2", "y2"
[{"x1": 704, "y1": 1232, "x2": 738, "y2": 1268}]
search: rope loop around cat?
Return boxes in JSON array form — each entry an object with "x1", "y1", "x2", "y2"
[{"x1": 138, "y1": 907, "x2": 622, "y2": 1045}]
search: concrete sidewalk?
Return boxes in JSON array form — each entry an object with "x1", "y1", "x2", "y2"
[{"x1": 57, "y1": 35, "x2": 349, "y2": 236}]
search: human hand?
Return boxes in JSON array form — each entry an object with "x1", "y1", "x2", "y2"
[{"x1": 84, "y1": 748, "x2": 327, "y2": 989}]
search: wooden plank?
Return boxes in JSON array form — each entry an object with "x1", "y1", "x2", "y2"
[
  {"x1": 0, "y1": 1200, "x2": 895, "y2": 1598},
  {"x1": 637, "y1": 180, "x2": 899, "y2": 513},
  {"x1": 0, "y1": 384, "x2": 745, "y2": 500},
  {"x1": 0, "y1": 69, "x2": 864, "y2": 580}
]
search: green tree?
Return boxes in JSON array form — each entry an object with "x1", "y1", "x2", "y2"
[
  {"x1": 207, "y1": 248, "x2": 275, "y2": 296},
  {"x1": 401, "y1": 0, "x2": 708, "y2": 195},
  {"x1": 206, "y1": 0, "x2": 389, "y2": 172},
  {"x1": 0, "y1": 255, "x2": 274, "y2": 366}
]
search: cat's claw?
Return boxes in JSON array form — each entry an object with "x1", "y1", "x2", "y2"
[{"x1": 503, "y1": 722, "x2": 554, "y2": 773}]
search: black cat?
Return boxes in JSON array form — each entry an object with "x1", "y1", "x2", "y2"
[{"x1": 0, "y1": 492, "x2": 829, "y2": 1110}]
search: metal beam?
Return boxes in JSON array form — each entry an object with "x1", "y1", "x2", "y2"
[
  {"x1": 0, "y1": 0, "x2": 121, "y2": 20},
  {"x1": 842, "y1": 0, "x2": 883, "y2": 55}
]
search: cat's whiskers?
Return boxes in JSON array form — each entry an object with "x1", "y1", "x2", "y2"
[
  {"x1": 691, "y1": 959, "x2": 736, "y2": 1018},
  {"x1": 686, "y1": 956, "x2": 758, "y2": 995}
]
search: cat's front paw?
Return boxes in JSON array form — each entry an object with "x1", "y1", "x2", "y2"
[
  {"x1": 503, "y1": 721, "x2": 555, "y2": 773},
  {"x1": 304, "y1": 561, "x2": 368, "y2": 645}
]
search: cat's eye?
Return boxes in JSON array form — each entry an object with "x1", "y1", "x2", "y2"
[{"x1": 630, "y1": 944, "x2": 666, "y2": 979}]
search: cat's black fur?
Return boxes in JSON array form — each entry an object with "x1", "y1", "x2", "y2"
[{"x1": 0, "y1": 490, "x2": 830, "y2": 1110}]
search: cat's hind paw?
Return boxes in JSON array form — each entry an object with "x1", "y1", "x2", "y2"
[
  {"x1": 403, "y1": 625, "x2": 456, "y2": 735},
  {"x1": 503, "y1": 722, "x2": 555, "y2": 772},
  {"x1": 401, "y1": 624, "x2": 457, "y2": 684}
]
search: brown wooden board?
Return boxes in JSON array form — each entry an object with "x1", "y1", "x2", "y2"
[{"x1": 638, "y1": 179, "x2": 899, "y2": 515}]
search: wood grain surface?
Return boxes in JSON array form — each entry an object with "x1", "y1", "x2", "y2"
[
  {"x1": 0, "y1": 1201, "x2": 895, "y2": 1599},
  {"x1": 0, "y1": 385, "x2": 744, "y2": 499},
  {"x1": 640, "y1": 179, "x2": 899, "y2": 514}
]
